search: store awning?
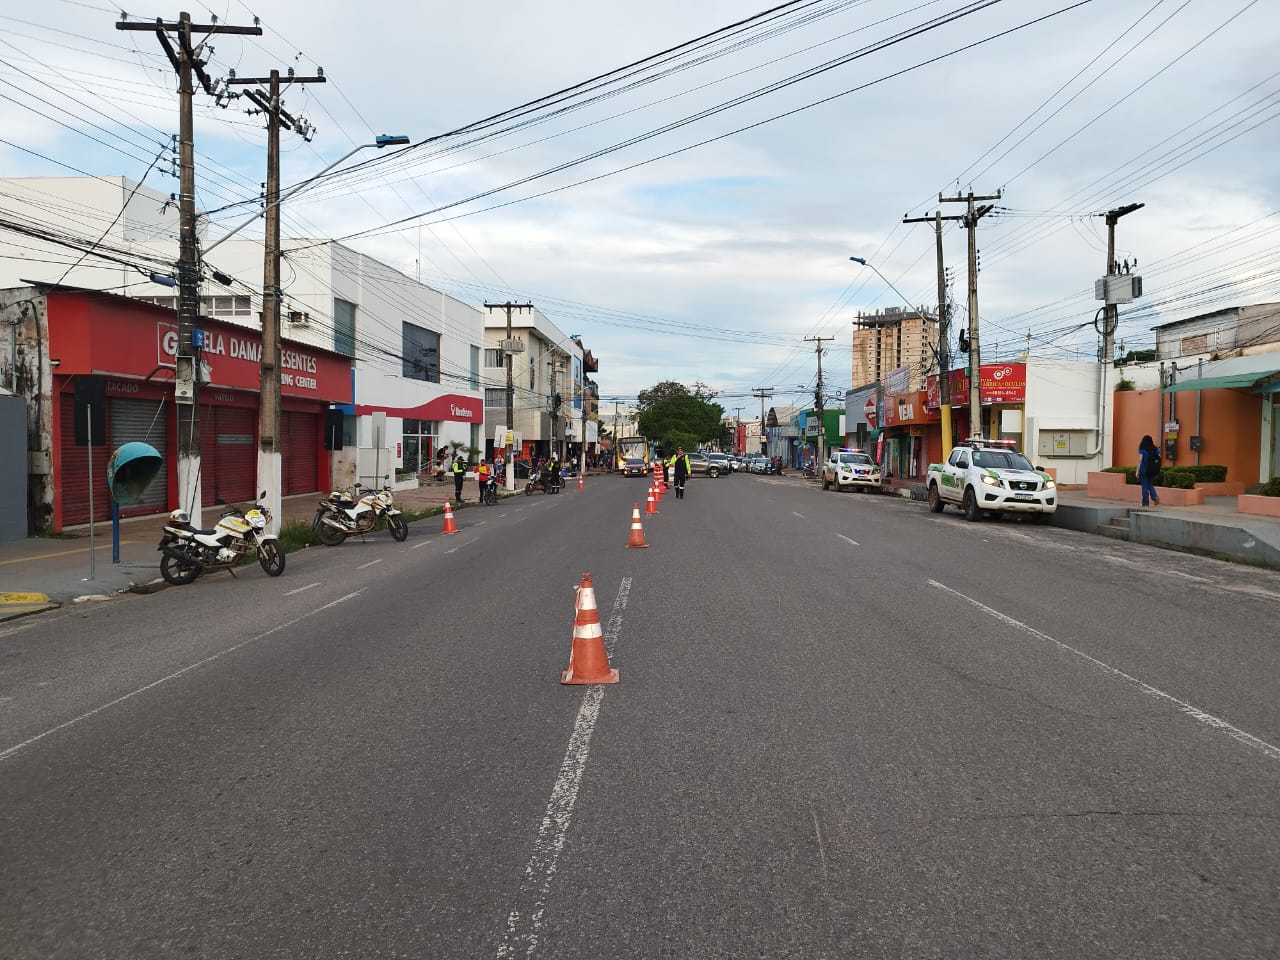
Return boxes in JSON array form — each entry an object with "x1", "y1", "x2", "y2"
[{"x1": 1164, "y1": 369, "x2": 1280, "y2": 393}]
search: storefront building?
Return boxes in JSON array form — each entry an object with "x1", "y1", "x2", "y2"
[{"x1": 13, "y1": 286, "x2": 351, "y2": 532}]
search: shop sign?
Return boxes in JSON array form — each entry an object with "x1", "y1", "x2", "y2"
[{"x1": 926, "y1": 362, "x2": 1026, "y2": 407}]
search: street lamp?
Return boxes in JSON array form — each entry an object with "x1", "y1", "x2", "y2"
[
  {"x1": 203, "y1": 135, "x2": 411, "y2": 257},
  {"x1": 201, "y1": 134, "x2": 409, "y2": 532}
]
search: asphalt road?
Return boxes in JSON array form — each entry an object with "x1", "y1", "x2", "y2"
[{"x1": 2, "y1": 473, "x2": 1278, "y2": 959}]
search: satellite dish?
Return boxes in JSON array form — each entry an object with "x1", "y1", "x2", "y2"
[{"x1": 107, "y1": 442, "x2": 162, "y2": 505}]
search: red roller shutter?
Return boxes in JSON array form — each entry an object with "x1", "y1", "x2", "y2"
[
  {"x1": 59, "y1": 393, "x2": 112, "y2": 527},
  {"x1": 281, "y1": 411, "x2": 319, "y2": 496},
  {"x1": 201, "y1": 406, "x2": 256, "y2": 506}
]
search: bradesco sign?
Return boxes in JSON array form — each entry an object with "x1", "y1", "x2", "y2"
[{"x1": 157, "y1": 321, "x2": 350, "y2": 401}]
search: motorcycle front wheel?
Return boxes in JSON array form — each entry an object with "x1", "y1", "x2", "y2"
[
  {"x1": 387, "y1": 514, "x2": 409, "y2": 541},
  {"x1": 160, "y1": 552, "x2": 201, "y2": 586},
  {"x1": 316, "y1": 517, "x2": 347, "y2": 546},
  {"x1": 524, "y1": 483, "x2": 533, "y2": 496},
  {"x1": 258, "y1": 540, "x2": 286, "y2": 576}
]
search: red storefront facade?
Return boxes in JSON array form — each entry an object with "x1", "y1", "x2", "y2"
[{"x1": 46, "y1": 290, "x2": 351, "y2": 529}]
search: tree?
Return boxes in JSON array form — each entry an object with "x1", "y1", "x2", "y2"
[{"x1": 635, "y1": 382, "x2": 725, "y2": 450}]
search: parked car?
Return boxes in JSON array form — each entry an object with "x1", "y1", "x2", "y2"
[
  {"x1": 684, "y1": 451, "x2": 725, "y2": 478},
  {"x1": 707, "y1": 452, "x2": 734, "y2": 475},
  {"x1": 926, "y1": 437, "x2": 1057, "y2": 522},
  {"x1": 821, "y1": 449, "x2": 881, "y2": 492}
]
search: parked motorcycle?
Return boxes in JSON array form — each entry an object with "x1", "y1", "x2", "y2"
[
  {"x1": 481, "y1": 475, "x2": 499, "y2": 505},
  {"x1": 157, "y1": 494, "x2": 285, "y2": 585},
  {"x1": 312, "y1": 482, "x2": 408, "y2": 545},
  {"x1": 524, "y1": 468, "x2": 562, "y2": 496}
]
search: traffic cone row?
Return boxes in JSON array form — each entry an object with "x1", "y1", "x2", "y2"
[{"x1": 561, "y1": 572, "x2": 618, "y2": 685}]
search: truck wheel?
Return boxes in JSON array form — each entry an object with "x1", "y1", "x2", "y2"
[
  {"x1": 927, "y1": 484, "x2": 945, "y2": 513},
  {"x1": 963, "y1": 488, "x2": 982, "y2": 522}
]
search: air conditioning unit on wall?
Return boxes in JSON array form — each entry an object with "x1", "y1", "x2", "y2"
[{"x1": 288, "y1": 311, "x2": 311, "y2": 325}]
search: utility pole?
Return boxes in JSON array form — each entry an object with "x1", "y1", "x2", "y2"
[
  {"x1": 228, "y1": 67, "x2": 325, "y2": 532},
  {"x1": 904, "y1": 209, "x2": 964, "y2": 453},
  {"x1": 752, "y1": 386, "x2": 773, "y2": 457},
  {"x1": 1101, "y1": 203, "x2": 1144, "y2": 364},
  {"x1": 940, "y1": 189, "x2": 1001, "y2": 437},
  {"x1": 485, "y1": 302, "x2": 532, "y2": 490},
  {"x1": 733, "y1": 406, "x2": 744, "y2": 454},
  {"x1": 118, "y1": 13, "x2": 263, "y2": 523},
  {"x1": 804, "y1": 336, "x2": 833, "y2": 467}
]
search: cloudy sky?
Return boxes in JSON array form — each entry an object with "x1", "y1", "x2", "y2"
[{"x1": 3, "y1": 0, "x2": 1278, "y2": 410}]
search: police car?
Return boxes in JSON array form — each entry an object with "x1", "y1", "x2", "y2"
[
  {"x1": 821, "y1": 449, "x2": 881, "y2": 492},
  {"x1": 926, "y1": 437, "x2": 1057, "y2": 522}
]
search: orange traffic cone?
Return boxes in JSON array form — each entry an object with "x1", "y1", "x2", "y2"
[
  {"x1": 561, "y1": 573, "x2": 618, "y2": 684},
  {"x1": 577, "y1": 474, "x2": 584, "y2": 491},
  {"x1": 626, "y1": 504, "x2": 648, "y2": 548},
  {"x1": 441, "y1": 500, "x2": 459, "y2": 535},
  {"x1": 645, "y1": 487, "x2": 659, "y2": 515}
]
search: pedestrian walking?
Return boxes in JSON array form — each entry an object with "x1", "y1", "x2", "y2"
[
  {"x1": 1138, "y1": 434, "x2": 1161, "y2": 507},
  {"x1": 670, "y1": 447, "x2": 691, "y2": 499},
  {"x1": 452, "y1": 455, "x2": 466, "y2": 503}
]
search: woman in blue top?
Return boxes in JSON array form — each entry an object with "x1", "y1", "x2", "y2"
[{"x1": 1137, "y1": 434, "x2": 1160, "y2": 507}]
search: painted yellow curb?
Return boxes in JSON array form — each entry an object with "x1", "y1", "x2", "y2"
[{"x1": 0, "y1": 592, "x2": 58, "y2": 619}]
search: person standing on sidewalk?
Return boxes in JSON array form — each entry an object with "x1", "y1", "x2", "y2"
[
  {"x1": 670, "y1": 447, "x2": 691, "y2": 499},
  {"x1": 476, "y1": 459, "x2": 491, "y2": 501},
  {"x1": 1138, "y1": 434, "x2": 1161, "y2": 507},
  {"x1": 452, "y1": 455, "x2": 467, "y2": 503}
]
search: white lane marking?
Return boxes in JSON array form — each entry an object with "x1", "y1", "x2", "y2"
[
  {"x1": 1165, "y1": 569, "x2": 1213, "y2": 583},
  {"x1": 793, "y1": 511, "x2": 806, "y2": 519},
  {"x1": 356, "y1": 558, "x2": 383, "y2": 570},
  {"x1": 445, "y1": 538, "x2": 479, "y2": 555},
  {"x1": 0, "y1": 589, "x2": 366, "y2": 763},
  {"x1": 497, "y1": 577, "x2": 630, "y2": 959},
  {"x1": 284, "y1": 582, "x2": 321, "y2": 596},
  {"x1": 929, "y1": 579, "x2": 1280, "y2": 763},
  {"x1": 836, "y1": 534, "x2": 859, "y2": 547},
  {"x1": 411, "y1": 537, "x2": 435, "y2": 550}
]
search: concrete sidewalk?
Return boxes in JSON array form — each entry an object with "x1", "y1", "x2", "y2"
[{"x1": 0, "y1": 471, "x2": 608, "y2": 619}]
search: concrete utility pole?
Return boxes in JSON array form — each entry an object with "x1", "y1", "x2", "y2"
[
  {"x1": 485, "y1": 302, "x2": 532, "y2": 490},
  {"x1": 733, "y1": 406, "x2": 744, "y2": 454},
  {"x1": 1101, "y1": 203, "x2": 1144, "y2": 364},
  {"x1": 804, "y1": 337, "x2": 833, "y2": 466},
  {"x1": 752, "y1": 386, "x2": 773, "y2": 456},
  {"x1": 903, "y1": 209, "x2": 964, "y2": 453},
  {"x1": 940, "y1": 189, "x2": 1001, "y2": 437},
  {"x1": 118, "y1": 13, "x2": 263, "y2": 523},
  {"x1": 228, "y1": 67, "x2": 325, "y2": 532}
]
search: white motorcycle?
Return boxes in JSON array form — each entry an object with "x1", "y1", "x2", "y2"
[
  {"x1": 312, "y1": 482, "x2": 408, "y2": 545},
  {"x1": 157, "y1": 494, "x2": 285, "y2": 585}
]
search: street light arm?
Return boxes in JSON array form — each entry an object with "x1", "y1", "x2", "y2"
[{"x1": 202, "y1": 136, "x2": 409, "y2": 258}]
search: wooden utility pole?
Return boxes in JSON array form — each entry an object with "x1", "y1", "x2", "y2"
[
  {"x1": 485, "y1": 302, "x2": 532, "y2": 490},
  {"x1": 903, "y1": 209, "x2": 964, "y2": 452},
  {"x1": 227, "y1": 67, "x2": 325, "y2": 530},
  {"x1": 940, "y1": 189, "x2": 1001, "y2": 437},
  {"x1": 118, "y1": 13, "x2": 263, "y2": 522},
  {"x1": 804, "y1": 337, "x2": 833, "y2": 466}
]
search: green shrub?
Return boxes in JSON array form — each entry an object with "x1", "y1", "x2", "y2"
[
  {"x1": 1259, "y1": 477, "x2": 1280, "y2": 497},
  {"x1": 1101, "y1": 465, "x2": 1131, "y2": 474},
  {"x1": 1179, "y1": 464, "x2": 1227, "y2": 483},
  {"x1": 1155, "y1": 468, "x2": 1197, "y2": 489}
]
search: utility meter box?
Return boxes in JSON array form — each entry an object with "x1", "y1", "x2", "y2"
[
  {"x1": 1094, "y1": 274, "x2": 1143, "y2": 305},
  {"x1": 1038, "y1": 429, "x2": 1092, "y2": 458}
]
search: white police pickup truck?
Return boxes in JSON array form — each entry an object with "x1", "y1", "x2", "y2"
[
  {"x1": 926, "y1": 438, "x2": 1057, "y2": 522},
  {"x1": 821, "y1": 449, "x2": 881, "y2": 492}
]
